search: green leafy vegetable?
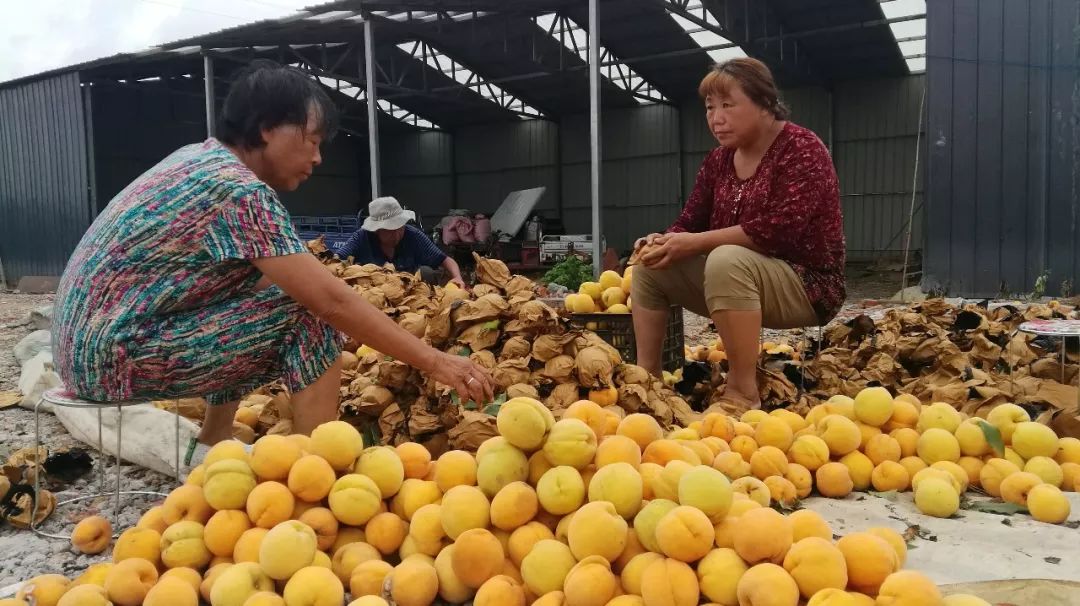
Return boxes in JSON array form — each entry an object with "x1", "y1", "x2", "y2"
[{"x1": 542, "y1": 256, "x2": 595, "y2": 292}]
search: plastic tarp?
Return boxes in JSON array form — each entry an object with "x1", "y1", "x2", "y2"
[
  {"x1": 804, "y1": 492, "x2": 1080, "y2": 586},
  {"x1": 17, "y1": 351, "x2": 199, "y2": 477}
]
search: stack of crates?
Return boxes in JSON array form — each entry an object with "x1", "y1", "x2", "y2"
[{"x1": 292, "y1": 215, "x2": 358, "y2": 251}]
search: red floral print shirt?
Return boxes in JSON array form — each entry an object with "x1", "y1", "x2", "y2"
[{"x1": 667, "y1": 122, "x2": 846, "y2": 323}]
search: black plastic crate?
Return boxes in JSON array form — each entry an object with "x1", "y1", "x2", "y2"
[{"x1": 564, "y1": 306, "x2": 685, "y2": 372}]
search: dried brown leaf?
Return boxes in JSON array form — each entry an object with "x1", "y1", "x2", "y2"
[
  {"x1": 541, "y1": 355, "x2": 577, "y2": 382},
  {"x1": 454, "y1": 294, "x2": 509, "y2": 323},
  {"x1": 398, "y1": 313, "x2": 428, "y2": 338},
  {"x1": 473, "y1": 252, "x2": 512, "y2": 287},
  {"x1": 448, "y1": 410, "x2": 500, "y2": 451},
  {"x1": 492, "y1": 358, "x2": 533, "y2": 390},
  {"x1": 576, "y1": 346, "x2": 616, "y2": 388},
  {"x1": 457, "y1": 323, "x2": 501, "y2": 351},
  {"x1": 504, "y1": 275, "x2": 534, "y2": 296},
  {"x1": 617, "y1": 384, "x2": 648, "y2": 413},
  {"x1": 507, "y1": 384, "x2": 540, "y2": 399},
  {"x1": 500, "y1": 336, "x2": 533, "y2": 361},
  {"x1": 470, "y1": 350, "x2": 497, "y2": 370}
]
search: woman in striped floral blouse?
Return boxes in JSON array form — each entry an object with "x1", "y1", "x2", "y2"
[{"x1": 53, "y1": 60, "x2": 494, "y2": 468}]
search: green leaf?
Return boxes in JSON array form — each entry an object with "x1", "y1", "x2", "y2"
[
  {"x1": 452, "y1": 392, "x2": 479, "y2": 410},
  {"x1": 481, "y1": 393, "x2": 508, "y2": 417},
  {"x1": 868, "y1": 490, "x2": 899, "y2": 502},
  {"x1": 360, "y1": 422, "x2": 381, "y2": 448},
  {"x1": 976, "y1": 419, "x2": 1006, "y2": 457},
  {"x1": 963, "y1": 500, "x2": 1027, "y2": 515},
  {"x1": 482, "y1": 320, "x2": 501, "y2": 330}
]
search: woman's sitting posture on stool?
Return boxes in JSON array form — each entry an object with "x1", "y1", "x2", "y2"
[
  {"x1": 52, "y1": 60, "x2": 495, "y2": 468},
  {"x1": 631, "y1": 58, "x2": 846, "y2": 410}
]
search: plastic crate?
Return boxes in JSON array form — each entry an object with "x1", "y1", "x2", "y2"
[{"x1": 543, "y1": 299, "x2": 684, "y2": 372}]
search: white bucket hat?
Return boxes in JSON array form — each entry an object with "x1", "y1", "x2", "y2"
[{"x1": 362, "y1": 196, "x2": 415, "y2": 231}]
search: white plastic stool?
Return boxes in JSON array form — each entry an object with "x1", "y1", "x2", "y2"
[{"x1": 31, "y1": 387, "x2": 181, "y2": 539}]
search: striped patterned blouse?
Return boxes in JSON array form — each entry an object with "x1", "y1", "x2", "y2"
[{"x1": 52, "y1": 138, "x2": 306, "y2": 401}]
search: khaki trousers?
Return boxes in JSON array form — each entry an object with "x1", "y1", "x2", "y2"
[{"x1": 631, "y1": 245, "x2": 818, "y2": 329}]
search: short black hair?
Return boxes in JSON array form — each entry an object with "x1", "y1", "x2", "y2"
[{"x1": 218, "y1": 59, "x2": 339, "y2": 149}]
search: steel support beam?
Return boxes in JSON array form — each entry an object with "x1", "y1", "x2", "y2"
[
  {"x1": 364, "y1": 19, "x2": 382, "y2": 198},
  {"x1": 588, "y1": 0, "x2": 602, "y2": 278},
  {"x1": 375, "y1": 39, "x2": 739, "y2": 102},
  {"x1": 656, "y1": 0, "x2": 816, "y2": 81},
  {"x1": 751, "y1": 13, "x2": 926, "y2": 44},
  {"x1": 203, "y1": 54, "x2": 215, "y2": 137},
  {"x1": 83, "y1": 85, "x2": 99, "y2": 219}
]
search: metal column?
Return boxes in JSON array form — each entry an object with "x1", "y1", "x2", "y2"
[
  {"x1": 588, "y1": 0, "x2": 603, "y2": 278},
  {"x1": 364, "y1": 19, "x2": 382, "y2": 198},
  {"x1": 203, "y1": 55, "x2": 215, "y2": 138},
  {"x1": 82, "y1": 84, "x2": 98, "y2": 219}
]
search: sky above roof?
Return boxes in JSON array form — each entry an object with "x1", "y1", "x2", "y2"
[
  {"x1": 0, "y1": 0, "x2": 321, "y2": 83},
  {"x1": 0, "y1": 0, "x2": 925, "y2": 85}
]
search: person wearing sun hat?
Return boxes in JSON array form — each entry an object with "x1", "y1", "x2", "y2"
[{"x1": 336, "y1": 196, "x2": 466, "y2": 287}]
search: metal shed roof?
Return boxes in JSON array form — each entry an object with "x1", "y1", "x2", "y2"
[{"x1": 1, "y1": 0, "x2": 921, "y2": 130}]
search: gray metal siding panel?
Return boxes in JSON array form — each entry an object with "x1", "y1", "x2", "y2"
[
  {"x1": 1050, "y1": 0, "x2": 1079, "y2": 292},
  {"x1": 834, "y1": 76, "x2": 926, "y2": 260},
  {"x1": 382, "y1": 79, "x2": 927, "y2": 259},
  {"x1": 451, "y1": 121, "x2": 560, "y2": 225},
  {"x1": 91, "y1": 81, "x2": 369, "y2": 219},
  {"x1": 1000, "y1": 0, "x2": 1033, "y2": 292},
  {"x1": 562, "y1": 104, "x2": 683, "y2": 252},
  {"x1": 456, "y1": 121, "x2": 558, "y2": 171},
  {"x1": 279, "y1": 134, "x2": 367, "y2": 216},
  {"x1": 925, "y1": 0, "x2": 1079, "y2": 297},
  {"x1": 384, "y1": 131, "x2": 452, "y2": 177},
  {"x1": 0, "y1": 73, "x2": 89, "y2": 282},
  {"x1": 974, "y1": 0, "x2": 1005, "y2": 294}
]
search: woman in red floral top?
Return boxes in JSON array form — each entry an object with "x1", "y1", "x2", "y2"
[{"x1": 632, "y1": 58, "x2": 845, "y2": 409}]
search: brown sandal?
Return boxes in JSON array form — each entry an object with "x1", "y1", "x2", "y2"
[{"x1": 703, "y1": 387, "x2": 762, "y2": 416}]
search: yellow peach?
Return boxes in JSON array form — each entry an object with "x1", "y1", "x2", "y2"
[{"x1": 71, "y1": 515, "x2": 112, "y2": 555}]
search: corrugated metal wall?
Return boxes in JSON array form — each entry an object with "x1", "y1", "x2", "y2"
[
  {"x1": 0, "y1": 73, "x2": 90, "y2": 283},
  {"x1": 385, "y1": 76, "x2": 926, "y2": 257},
  {"x1": 91, "y1": 81, "x2": 369, "y2": 218},
  {"x1": 834, "y1": 76, "x2": 926, "y2": 262},
  {"x1": 385, "y1": 106, "x2": 686, "y2": 253},
  {"x1": 0, "y1": 72, "x2": 929, "y2": 282},
  {"x1": 561, "y1": 104, "x2": 683, "y2": 252},
  {"x1": 383, "y1": 130, "x2": 453, "y2": 228},
  {"x1": 926, "y1": 0, "x2": 1079, "y2": 298},
  {"x1": 91, "y1": 82, "x2": 206, "y2": 212},
  {"x1": 457, "y1": 120, "x2": 561, "y2": 219}
]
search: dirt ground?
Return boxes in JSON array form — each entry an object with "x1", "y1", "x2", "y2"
[{"x1": 0, "y1": 290, "x2": 53, "y2": 393}]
